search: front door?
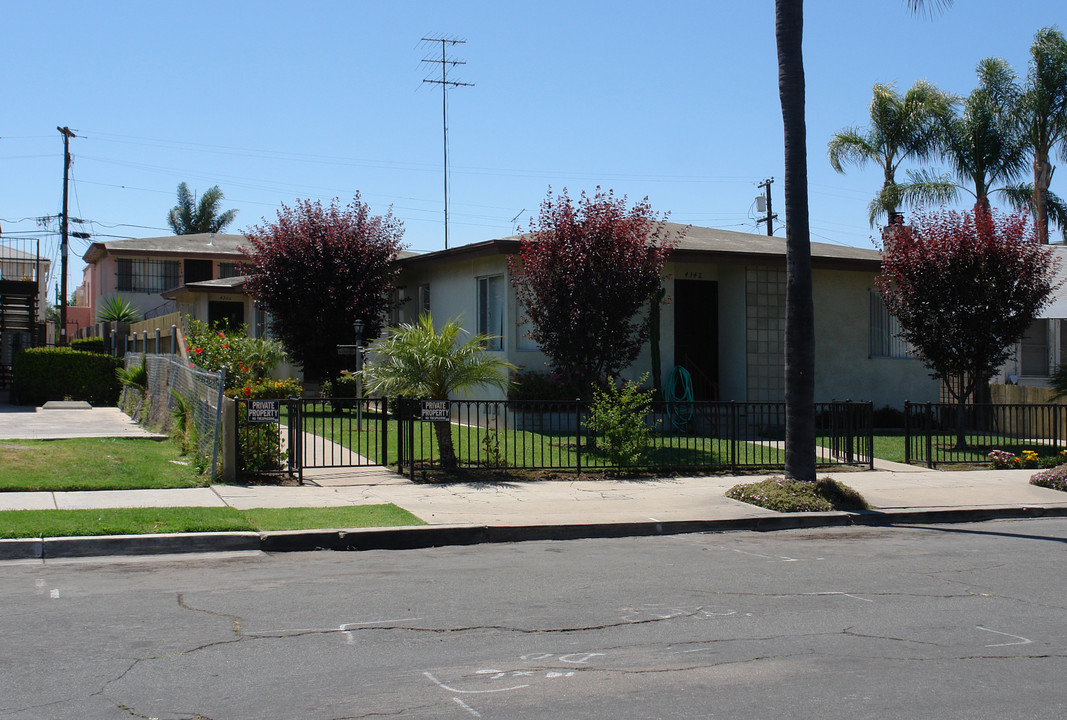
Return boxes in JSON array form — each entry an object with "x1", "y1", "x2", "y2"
[
  {"x1": 208, "y1": 301, "x2": 244, "y2": 330},
  {"x1": 673, "y1": 280, "x2": 719, "y2": 400}
]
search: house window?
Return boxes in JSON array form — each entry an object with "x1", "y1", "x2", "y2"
[
  {"x1": 869, "y1": 291, "x2": 912, "y2": 359},
  {"x1": 417, "y1": 284, "x2": 431, "y2": 317},
  {"x1": 478, "y1": 275, "x2": 504, "y2": 350},
  {"x1": 1020, "y1": 319, "x2": 1049, "y2": 376},
  {"x1": 218, "y1": 262, "x2": 242, "y2": 279},
  {"x1": 116, "y1": 258, "x2": 180, "y2": 294}
]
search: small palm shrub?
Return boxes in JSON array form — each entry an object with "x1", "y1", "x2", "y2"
[{"x1": 97, "y1": 295, "x2": 141, "y2": 323}]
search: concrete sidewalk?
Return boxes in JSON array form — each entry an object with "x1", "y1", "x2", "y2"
[
  {"x1": 2, "y1": 399, "x2": 1066, "y2": 559},
  {"x1": 2, "y1": 461, "x2": 1066, "y2": 561}
]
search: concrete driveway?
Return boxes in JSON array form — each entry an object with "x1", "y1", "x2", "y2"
[{"x1": 0, "y1": 400, "x2": 165, "y2": 440}]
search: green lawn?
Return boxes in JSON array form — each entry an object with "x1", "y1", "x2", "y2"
[
  {"x1": 0, "y1": 438, "x2": 206, "y2": 492},
  {"x1": 0, "y1": 504, "x2": 425, "y2": 539}
]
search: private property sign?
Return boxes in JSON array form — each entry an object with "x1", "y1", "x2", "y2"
[
  {"x1": 246, "y1": 399, "x2": 281, "y2": 423},
  {"x1": 420, "y1": 400, "x2": 451, "y2": 422}
]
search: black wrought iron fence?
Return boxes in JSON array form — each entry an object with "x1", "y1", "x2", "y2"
[
  {"x1": 392, "y1": 399, "x2": 873, "y2": 478},
  {"x1": 904, "y1": 401, "x2": 1067, "y2": 468},
  {"x1": 235, "y1": 396, "x2": 873, "y2": 482}
]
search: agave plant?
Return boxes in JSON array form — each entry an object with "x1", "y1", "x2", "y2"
[{"x1": 97, "y1": 295, "x2": 141, "y2": 323}]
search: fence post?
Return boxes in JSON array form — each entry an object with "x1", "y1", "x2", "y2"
[
  {"x1": 396, "y1": 397, "x2": 405, "y2": 474},
  {"x1": 730, "y1": 402, "x2": 738, "y2": 470},
  {"x1": 925, "y1": 402, "x2": 934, "y2": 469},
  {"x1": 575, "y1": 399, "x2": 582, "y2": 474},
  {"x1": 210, "y1": 368, "x2": 226, "y2": 481},
  {"x1": 154, "y1": 328, "x2": 161, "y2": 354},
  {"x1": 408, "y1": 401, "x2": 416, "y2": 482},
  {"x1": 171, "y1": 324, "x2": 178, "y2": 356},
  {"x1": 866, "y1": 401, "x2": 874, "y2": 470},
  {"x1": 381, "y1": 397, "x2": 389, "y2": 470}
]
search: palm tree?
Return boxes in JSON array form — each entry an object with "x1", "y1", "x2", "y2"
[
  {"x1": 360, "y1": 315, "x2": 515, "y2": 470},
  {"x1": 167, "y1": 182, "x2": 238, "y2": 235},
  {"x1": 828, "y1": 81, "x2": 954, "y2": 225},
  {"x1": 903, "y1": 58, "x2": 1029, "y2": 215},
  {"x1": 1019, "y1": 27, "x2": 1067, "y2": 242},
  {"x1": 775, "y1": 0, "x2": 950, "y2": 483}
]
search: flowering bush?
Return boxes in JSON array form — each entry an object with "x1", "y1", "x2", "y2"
[
  {"x1": 224, "y1": 377, "x2": 303, "y2": 400},
  {"x1": 988, "y1": 450, "x2": 1018, "y2": 469},
  {"x1": 1030, "y1": 465, "x2": 1067, "y2": 492},
  {"x1": 186, "y1": 317, "x2": 288, "y2": 390}
]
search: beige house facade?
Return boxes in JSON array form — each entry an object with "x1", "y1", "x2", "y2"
[{"x1": 395, "y1": 224, "x2": 940, "y2": 409}]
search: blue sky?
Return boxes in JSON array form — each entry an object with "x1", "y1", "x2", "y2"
[{"x1": 2, "y1": 1, "x2": 1064, "y2": 292}]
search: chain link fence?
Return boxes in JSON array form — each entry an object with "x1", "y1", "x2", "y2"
[{"x1": 121, "y1": 353, "x2": 225, "y2": 478}]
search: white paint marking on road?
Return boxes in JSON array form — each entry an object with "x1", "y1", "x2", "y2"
[
  {"x1": 423, "y1": 672, "x2": 530, "y2": 695},
  {"x1": 804, "y1": 592, "x2": 873, "y2": 603},
  {"x1": 339, "y1": 618, "x2": 421, "y2": 644},
  {"x1": 976, "y1": 626, "x2": 1032, "y2": 647},
  {"x1": 49, "y1": 589, "x2": 60, "y2": 599},
  {"x1": 452, "y1": 697, "x2": 481, "y2": 717}
]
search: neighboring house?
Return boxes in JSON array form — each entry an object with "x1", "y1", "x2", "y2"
[
  {"x1": 394, "y1": 223, "x2": 940, "y2": 409},
  {"x1": 0, "y1": 242, "x2": 49, "y2": 390},
  {"x1": 992, "y1": 244, "x2": 1067, "y2": 388},
  {"x1": 79, "y1": 233, "x2": 247, "y2": 323}
]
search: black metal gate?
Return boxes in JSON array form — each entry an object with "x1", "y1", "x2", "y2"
[{"x1": 235, "y1": 396, "x2": 390, "y2": 483}]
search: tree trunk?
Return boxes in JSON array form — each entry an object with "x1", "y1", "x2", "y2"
[
  {"x1": 433, "y1": 419, "x2": 458, "y2": 471},
  {"x1": 776, "y1": 0, "x2": 817, "y2": 482},
  {"x1": 1034, "y1": 153, "x2": 1053, "y2": 244}
]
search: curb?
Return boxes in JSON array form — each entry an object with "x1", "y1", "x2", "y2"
[{"x1": 2, "y1": 506, "x2": 1066, "y2": 560}]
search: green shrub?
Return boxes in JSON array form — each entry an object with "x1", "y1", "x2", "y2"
[
  {"x1": 584, "y1": 375, "x2": 656, "y2": 468},
  {"x1": 726, "y1": 476, "x2": 869, "y2": 513},
  {"x1": 97, "y1": 295, "x2": 141, "y2": 323},
  {"x1": 186, "y1": 317, "x2": 289, "y2": 390},
  {"x1": 872, "y1": 405, "x2": 906, "y2": 428},
  {"x1": 70, "y1": 337, "x2": 106, "y2": 353},
  {"x1": 507, "y1": 367, "x2": 586, "y2": 403},
  {"x1": 12, "y1": 348, "x2": 122, "y2": 406}
]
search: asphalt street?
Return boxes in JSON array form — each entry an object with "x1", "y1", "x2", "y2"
[{"x1": 1, "y1": 518, "x2": 1064, "y2": 719}]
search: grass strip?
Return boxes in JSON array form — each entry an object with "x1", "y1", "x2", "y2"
[
  {"x1": 0, "y1": 504, "x2": 425, "y2": 539},
  {"x1": 0, "y1": 438, "x2": 205, "y2": 492}
]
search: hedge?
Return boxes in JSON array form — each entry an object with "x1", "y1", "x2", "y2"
[
  {"x1": 70, "y1": 337, "x2": 107, "y2": 353},
  {"x1": 12, "y1": 347, "x2": 122, "y2": 406}
]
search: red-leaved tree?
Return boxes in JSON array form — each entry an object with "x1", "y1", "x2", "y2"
[
  {"x1": 877, "y1": 206, "x2": 1058, "y2": 414},
  {"x1": 241, "y1": 196, "x2": 405, "y2": 382},
  {"x1": 508, "y1": 188, "x2": 682, "y2": 395}
]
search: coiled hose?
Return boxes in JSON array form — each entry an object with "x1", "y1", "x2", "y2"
[{"x1": 665, "y1": 366, "x2": 694, "y2": 433}]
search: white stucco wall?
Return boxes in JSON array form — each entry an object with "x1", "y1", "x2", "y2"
[{"x1": 813, "y1": 268, "x2": 938, "y2": 409}]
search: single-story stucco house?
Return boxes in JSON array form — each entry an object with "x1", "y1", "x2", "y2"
[{"x1": 394, "y1": 223, "x2": 941, "y2": 409}]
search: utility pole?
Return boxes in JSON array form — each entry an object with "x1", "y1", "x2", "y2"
[
  {"x1": 58, "y1": 126, "x2": 76, "y2": 345},
  {"x1": 756, "y1": 177, "x2": 778, "y2": 237},
  {"x1": 421, "y1": 36, "x2": 473, "y2": 250}
]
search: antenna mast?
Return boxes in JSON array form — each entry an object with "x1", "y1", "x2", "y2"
[{"x1": 421, "y1": 36, "x2": 473, "y2": 250}]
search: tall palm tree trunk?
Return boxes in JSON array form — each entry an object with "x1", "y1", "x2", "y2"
[
  {"x1": 776, "y1": 0, "x2": 817, "y2": 482},
  {"x1": 1034, "y1": 155, "x2": 1053, "y2": 243}
]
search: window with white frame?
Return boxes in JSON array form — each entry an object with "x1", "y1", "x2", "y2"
[
  {"x1": 869, "y1": 291, "x2": 913, "y2": 358},
  {"x1": 478, "y1": 275, "x2": 504, "y2": 350},
  {"x1": 1020, "y1": 318, "x2": 1049, "y2": 376}
]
